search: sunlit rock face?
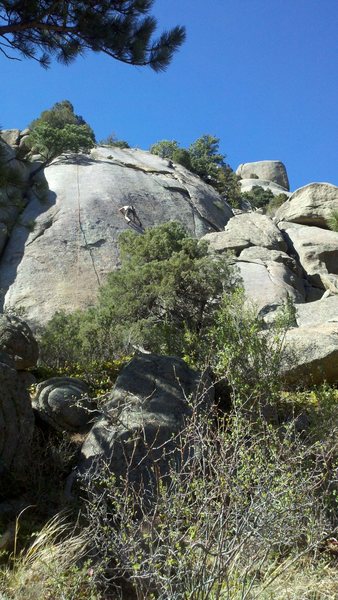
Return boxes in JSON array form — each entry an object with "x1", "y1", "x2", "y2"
[
  {"x1": 236, "y1": 160, "x2": 289, "y2": 191},
  {"x1": 0, "y1": 146, "x2": 233, "y2": 328}
]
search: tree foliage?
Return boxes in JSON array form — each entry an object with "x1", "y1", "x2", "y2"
[
  {"x1": 28, "y1": 100, "x2": 95, "y2": 169},
  {"x1": 40, "y1": 222, "x2": 235, "y2": 367},
  {"x1": 0, "y1": 1, "x2": 186, "y2": 71},
  {"x1": 150, "y1": 134, "x2": 242, "y2": 207}
]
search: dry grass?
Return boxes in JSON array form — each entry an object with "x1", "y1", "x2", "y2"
[
  {"x1": 0, "y1": 513, "x2": 99, "y2": 600},
  {"x1": 255, "y1": 558, "x2": 338, "y2": 599}
]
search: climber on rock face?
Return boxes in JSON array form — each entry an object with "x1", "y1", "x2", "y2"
[{"x1": 119, "y1": 205, "x2": 143, "y2": 228}]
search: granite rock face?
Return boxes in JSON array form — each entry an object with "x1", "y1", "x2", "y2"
[
  {"x1": 0, "y1": 352, "x2": 34, "y2": 477},
  {"x1": 203, "y1": 212, "x2": 287, "y2": 256},
  {"x1": 278, "y1": 221, "x2": 338, "y2": 294},
  {"x1": 77, "y1": 354, "x2": 213, "y2": 485},
  {"x1": 281, "y1": 323, "x2": 338, "y2": 386},
  {"x1": 236, "y1": 161, "x2": 289, "y2": 191},
  {"x1": 275, "y1": 183, "x2": 338, "y2": 228},
  {"x1": 295, "y1": 296, "x2": 338, "y2": 327},
  {"x1": 0, "y1": 146, "x2": 233, "y2": 327},
  {"x1": 0, "y1": 314, "x2": 38, "y2": 370},
  {"x1": 235, "y1": 259, "x2": 305, "y2": 314},
  {"x1": 32, "y1": 377, "x2": 96, "y2": 432}
]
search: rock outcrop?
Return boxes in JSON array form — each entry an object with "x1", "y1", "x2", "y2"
[
  {"x1": 275, "y1": 183, "x2": 338, "y2": 228},
  {"x1": 281, "y1": 323, "x2": 338, "y2": 386},
  {"x1": 77, "y1": 354, "x2": 213, "y2": 485},
  {"x1": 32, "y1": 377, "x2": 96, "y2": 432},
  {"x1": 203, "y1": 212, "x2": 287, "y2": 255},
  {"x1": 0, "y1": 313, "x2": 38, "y2": 370},
  {"x1": 0, "y1": 316, "x2": 37, "y2": 482},
  {"x1": 239, "y1": 178, "x2": 291, "y2": 197},
  {"x1": 236, "y1": 161, "x2": 289, "y2": 191},
  {"x1": 278, "y1": 221, "x2": 338, "y2": 294},
  {"x1": 0, "y1": 146, "x2": 233, "y2": 327}
]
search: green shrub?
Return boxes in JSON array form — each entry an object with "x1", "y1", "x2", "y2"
[
  {"x1": 327, "y1": 209, "x2": 338, "y2": 232},
  {"x1": 265, "y1": 192, "x2": 288, "y2": 216},
  {"x1": 99, "y1": 133, "x2": 130, "y2": 149},
  {"x1": 39, "y1": 222, "x2": 236, "y2": 370},
  {"x1": 83, "y1": 403, "x2": 335, "y2": 599},
  {"x1": 150, "y1": 135, "x2": 242, "y2": 207},
  {"x1": 149, "y1": 139, "x2": 179, "y2": 159},
  {"x1": 27, "y1": 101, "x2": 95, "y2": 173}
]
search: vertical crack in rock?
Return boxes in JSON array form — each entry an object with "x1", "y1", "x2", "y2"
[
  {"x1": 172, "y1": 172, "x2": 221, "y2": 233},
  {"x1": 76, "y1": 163, "x2": 101, "y2": 288}
]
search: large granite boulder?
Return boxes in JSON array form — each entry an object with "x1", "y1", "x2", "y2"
[
  {"x1": 236, "y1": 161, "x2": 289, "y2": 191},
  {"x1": 203, "y1": 212, "x2": 287, "y2": 256},
  {"x1": 235, "y1": 260, "x2": 305, "y2": 314},
  {"x1": 32, "y1": 377, "x2": 96, "y2": 432},
  {"x1": 237, "y1": 246, "x2": 299, "y2": 273},
  {"x1": 77, "y1": 354, "x2": 213, "y2": 486},
  {"x1": 295, "y1": 296, "x2": 338, "y2": 327},
  {"x1": 0, "y1": 146, "x2": 233, "y2": 328},
  {"x1": 278, "y1": 222, "x2": 338, "y2": 293},
  {"x1": 0, "y1": 352, "x2": 35, "y2": 478},
  {"x1": 275, "y1": 183, "x2": 338, "y2": 228},
  {"x1": 0, "y1": 314, "x2": 38, "y2": 370},
  {"x1": 281, "y1": 323, "x2": 338, "y2": 386}
]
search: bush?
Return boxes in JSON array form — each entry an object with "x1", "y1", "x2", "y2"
[
  {"x1": 327, "y1": 209, "x2": 338, "y2": 232},
  {"x1": 99, "y1": 133, "x2": 130, "y2": 149},
  {"x1": 265, "y1": 192, "x2": 288, "y2": 216},
  {"x1": 149, "y1": 139, "x2": 179, "y2": 159},
  {"x1": 150, "y1": 135, "x2": 242, "y2": 207},
  {"x1": 27, "y1": 101, "x2": 95, "y2": 172},
  {"x1": 83, "y1": 402, "x2": 336, "y2": 599},
  {"x1": 39, "y1": 222, "x2": 236, "y2": 369}
]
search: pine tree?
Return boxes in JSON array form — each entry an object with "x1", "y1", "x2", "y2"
[{"x1": 0, "y1": 1, "x2": 185, "y2": 71}]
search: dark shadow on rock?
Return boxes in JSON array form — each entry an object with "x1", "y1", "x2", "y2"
[{"x1": 0, "y1": 188, "x2": 57, "y2": 311}]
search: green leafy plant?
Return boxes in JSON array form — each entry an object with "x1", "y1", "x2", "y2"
[
  {"x1": 83, "y1": 401, "x2": 336, "y2": 599},
  {"x1": 39, "y1": 222, "x2": 236, "y2": 369},
  {"x1": 27, "y1": 101, "x2": 95, "y2": 176},
  {"x1": 150, "y1": 135, "x2": 242, "y2": 207},
  {"x1": 265, "y1": 192, "x2": 288, "y2": 216},
  {"x1": 99, "y1": 133, "x2": 130, "y2": 149},
  {"x1": 327, "y1": 209, "x2": 338, "y2": 232}
]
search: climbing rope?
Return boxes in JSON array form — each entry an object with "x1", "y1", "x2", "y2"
[{"x1": 76, "y1": 163, "x2": 101, "y2": 289}]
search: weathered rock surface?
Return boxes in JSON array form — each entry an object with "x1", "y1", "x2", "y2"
[
  {"x1": 236, "y1": 260, "x2": 305, "y2": 314},
  {"x1": 238, "y1": 246, "x2": 299, "y2": 273},
  {"x1": 275, "y1": 183, "x2": 338, "y2": 228},
  {"x1": 279, "y1": 221, "x2": 338, "y2": 293},
  {"x1": 281, "y1": 323, "x2": 338, "y2": 386},
  {"x1": 203, "y1": 212, "x2": 287, "y2": 256},
  {"x1": 32, "y1": 377, "x2": 95, "y2": 432},
  {"x1": 0, "y1": 146, "x2": 233, "y2": 327},
  {"x1": 239, "y1": 179, "x2": 290, "y2": 197},
  {"x1": 0, "y1": 352, "x2": 34, "y2": 476},
  {"x1": 236, "y1": 161, "x2": 289, "y2": 191},
  {"x1": 0, "y1": 130, "x2": 20, "y2": 147},
  {"x1": 295, "y1": 296, "x2": 338, "y2": 327},
  {"x1": 77, "y1": 354, "x2": 213, "y2": 485},
  {"x1": 0, "y1": 314, "x2": 38, "y2": 370}
]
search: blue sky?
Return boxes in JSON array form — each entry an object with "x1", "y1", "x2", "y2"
[{"x1": 1, "y1": 0, "x2": 337, "y2": 190}]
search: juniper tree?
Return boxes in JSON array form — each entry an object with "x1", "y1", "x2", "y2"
[
  {"x1": 0, "y1": 1, "x2": 185, "y2": 71},
  {"x1": 27, "y1": 100, "x2": 95, "y2": 175}
]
